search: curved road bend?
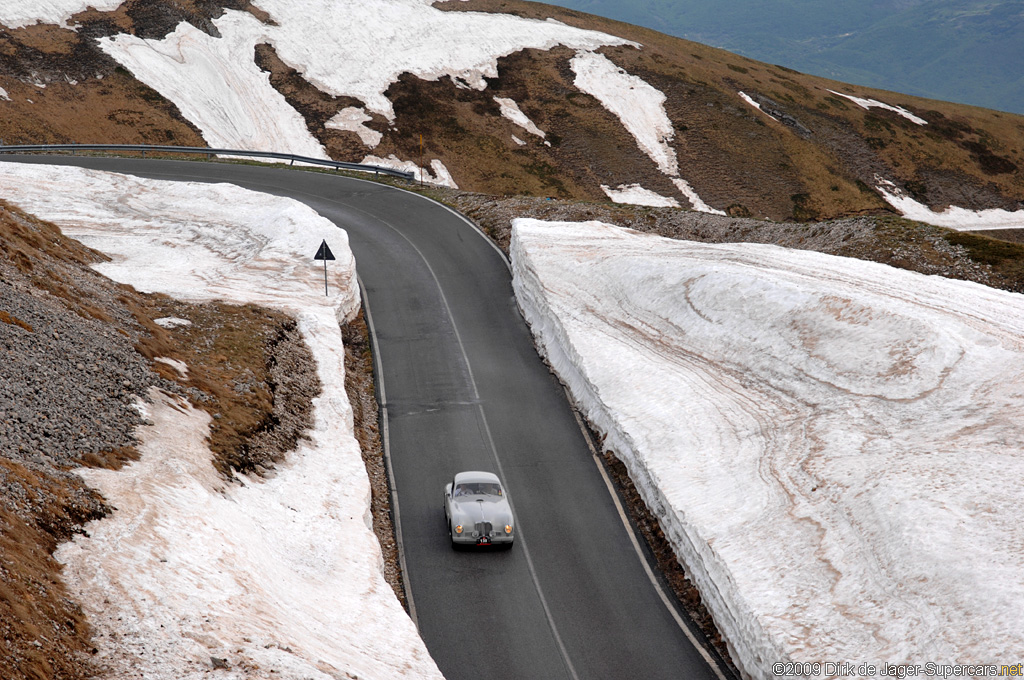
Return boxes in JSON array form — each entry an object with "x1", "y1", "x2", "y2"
[{"x1": 5, "y1": 156, "x2": 727, "y2": 680}]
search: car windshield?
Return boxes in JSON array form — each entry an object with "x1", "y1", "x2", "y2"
[{"x1": 454, "y1": 482, "x2": 502, "y2": 498}]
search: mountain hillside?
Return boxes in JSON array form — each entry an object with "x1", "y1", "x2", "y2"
[
  {"x1": 0, "y1": 0, "x2": 1022, "y2": 225},
  {"x1": 544, "y1": 0, "x2": 1024, "y2": 116}
]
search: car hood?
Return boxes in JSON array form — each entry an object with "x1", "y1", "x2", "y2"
[{"x1": 450, "y1": 498, "x2": 513, "y2": 526}]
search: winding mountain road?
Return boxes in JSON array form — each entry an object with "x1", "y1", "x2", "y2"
[{"x1": 5, "y1": 155, "x2": 728, "y2": 680}]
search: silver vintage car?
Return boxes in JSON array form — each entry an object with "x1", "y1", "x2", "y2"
[{"x1": 444, "y1": 471, "x2": 514, "y2": 548}]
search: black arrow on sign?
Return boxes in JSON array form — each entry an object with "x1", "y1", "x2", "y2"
[{"x1": 314, "y1": 239, "x2": 335, "y2": 296}]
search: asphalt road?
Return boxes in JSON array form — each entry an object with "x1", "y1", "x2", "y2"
[{"x1": 4, "y1": 155, "x2": 728, "y2": 680}]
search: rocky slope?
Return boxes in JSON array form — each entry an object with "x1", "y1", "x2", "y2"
[
  {"x1": 0, "y1": 198, "x2": 322, "y2": 679},
  {"x1": 0, "y1": 0, "x2": 1021, "y2": 224}
]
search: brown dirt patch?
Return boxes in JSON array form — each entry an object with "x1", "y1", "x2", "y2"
[{"x1": 130, "y1": 297, "x2": 322, "y2": 478}]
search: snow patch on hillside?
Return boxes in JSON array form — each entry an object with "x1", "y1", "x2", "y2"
[
  {"x1": 828, "y1": 89, "x2": 927, "y2": 125},
  {"x1": 326, "y1": 107, "x2": 383, "y2": 148},
  {"x1": 494, "y1": 97, "x2": 546, "y2": 138},
  {"x1": 876, "y1": 176, "x2": 1024, "y2": 230},
  {"x1": 250, "y1": 0, "x2": 634, "y2": 119},
  {"x1": 0, "y1": 162, "x2": 442, "y2": 680},
  {"x1": 511, "y1": 218, "x2": 1024, "y2": 679},
  {"x1": 601, "y1": 183, "x2": 680, "y2": 207},
  {"x1": 739, "y1": 91, "x2": 777, "y2": 121},
  {"x1": 572, "y1": 51, "x2": 676, "y2": 175},
  {"x1": 572, "y1": 51, "x2": 725, "y2": 215},
  {"x1": 96, "y1": 0, "x2": 633, "y2": 157},
  {"x1": 0, "y1": 0, "x2": 123, "y2": 29},
  {"x1": 98, "y1": 13, "x2": 329, "y2": 158},
  {"x1": 362, "y1": 154, "x2": 459, "y2": 188}
]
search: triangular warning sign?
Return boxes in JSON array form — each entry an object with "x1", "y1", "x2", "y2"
[{"x1": 314, "y1": 240, "x2": 336, "y2": 261}]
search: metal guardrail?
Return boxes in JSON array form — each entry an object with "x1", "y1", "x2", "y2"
[{"x1": 0, "y1": 143, "x2": 417, "y2": 181}]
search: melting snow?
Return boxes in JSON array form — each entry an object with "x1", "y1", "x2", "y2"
[
  {"x1": 326, "y1": 107, "x2": 384, "y2": 148},
  {"x1": 361, "y1": 154, "x2": 459, "y2": 188},
  {"x1": 828, "y1": 89, "x2": 927, "y2": 126},
  {"x1": 494, "y1": 96, "x2": 546, "y2": 138},
  {"x1": 875, "y1": 176, "x2": 1024, "y2": 231},
  {"x1": 96, "y1": 0, "x2": 632, "y2": 153},
  {"x1": 154, "y1": 316, "x2": 192, "y2": 328},
  {"x1": 98, "y1": 13, "x2": 329, "y2": 158},
  {"x1": 572, "y1": 51, "x2": 724, "y2": 215},
  {"x1": 95, "y1": 0, "x2": 636, "y2": 178},
  {"x1": 601, "y1": 183, "x2": 680, "y2": 208},
  {"x1": 511, "y1": 218, "x2": 1024, "y2": 679},
  {"x1": 0, "y1": 0, "x2": 123, "y2": 29},
  {"x1": 670, "y1": 177, "x2": 725, "y2": 215},
  {"x1": 738, "y1": 91, "x2": 777, "y2": 121},
  {"x1": 0, "y1": 86, "x2": 10, "y2": 101},
  {"x1": 572, "y1": 50, "x2": 676, "y2": 175},
  {"x1": 154, "y1": 356, "x2": 189, "y2": 379},
  {"x1": 0, "y1": 162, "x2": 443, "y2": 680}
]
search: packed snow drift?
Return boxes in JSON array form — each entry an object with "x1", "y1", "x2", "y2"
[
  {"x1": 511, "y1": 218, "x2": 1024, "y2": 679},
  {"x1": 0, "y1": 162, "x2": 443, "y2": 680}
]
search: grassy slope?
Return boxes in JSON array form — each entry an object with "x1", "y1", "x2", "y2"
[{"x1": 539, "y1": 0, "x2": 1024, "y2": 115}]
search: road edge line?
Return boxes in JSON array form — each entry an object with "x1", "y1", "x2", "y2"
[
  {"x1": 357, "y1": 275, "x2": 419, "y2": 630},
  {"x1": 566, "y1": 399, "x2": 729, "y2": 680}
]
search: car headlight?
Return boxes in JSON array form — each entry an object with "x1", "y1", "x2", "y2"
[
  {"x1": 454, "y1": 525, "x2": 464, "y2": 534},
  {"x1": 505, "y1": 524, "x2": 513, "y2": 534}
]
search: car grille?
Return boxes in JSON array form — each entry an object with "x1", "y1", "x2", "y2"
[{"x1": 474, "y1": 521, "x2": 493, "y2": 537}]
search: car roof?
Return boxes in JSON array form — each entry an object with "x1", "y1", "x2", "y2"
[{"x1": 453, "y1": 470, "x2": 501, "y2": 485}]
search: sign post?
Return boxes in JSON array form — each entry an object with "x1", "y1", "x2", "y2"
[{"x1": 314, "y1": 239, "x2": 335, "y2": 296}]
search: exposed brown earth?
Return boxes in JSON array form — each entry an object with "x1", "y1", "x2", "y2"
[{"x1": 341, "y1": 312, "x2": 406, "y2": 608}]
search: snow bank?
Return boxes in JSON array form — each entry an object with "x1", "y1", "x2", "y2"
[
  {"x1": 511, "y1": 218, "x2": 1024, "y2": 678},
  {"x1": 0, "y1": 0, "x2": 123, "y2": 29},
  {"x1": 1, "y1": 162, "x2": 442, "y2": 680},
  {"x1": 875, "y1": 176, "x2": 1024, "y2": 231}
]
